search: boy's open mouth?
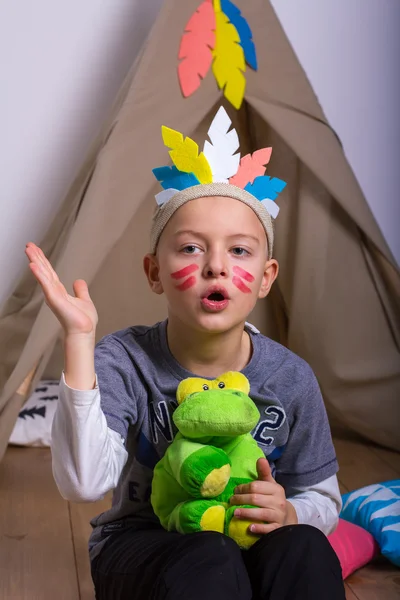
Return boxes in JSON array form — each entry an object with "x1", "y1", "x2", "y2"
[
  {"x1": 207, "y1": 292, "x2": 225, "y2": 302},
  {"x1": 201, "y1": 286, "x2": 230, "y2": 312}
]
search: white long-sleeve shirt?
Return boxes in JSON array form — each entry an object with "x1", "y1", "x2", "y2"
[{"x1": 52, "y1": 375, "x2": 341, "y2": 538}]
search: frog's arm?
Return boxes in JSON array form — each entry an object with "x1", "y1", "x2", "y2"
[
  {"x1": 164, "y1": 434, "x2": 231, "y2": 498},
  {"x1": 151, "y1": 460, "x2": 227, "y2": 533},
  {"x1": 229, "y1": 433, "x2": 265, "y2": 480}
]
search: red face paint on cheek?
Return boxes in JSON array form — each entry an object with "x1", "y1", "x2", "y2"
[
  {"x1": 233, "y1": 276, "x2": 252, "y2": 294},
  {"x1": 176, "y1": 275, "x2": 196, "y2": 291},
  {"x1": 170, "y1": 264, "x2": 199, "y2": 280},
  {"x1": 233, "y1": 266, "x2": 255, "y2": 282}
]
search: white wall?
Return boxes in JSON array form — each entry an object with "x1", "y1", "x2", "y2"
[
  {"x1": 271, "y1": 0, "x2": 400, "y2": 264},
  {"x1": 1, "y1": 0, "x2": 399, "y2": 311},
  {"x1": 0, "y1": 0, "x2": 163, "y2": 310}
]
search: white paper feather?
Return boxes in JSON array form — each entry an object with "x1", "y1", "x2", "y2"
[
  {"x1": 155, "y1": 188, "x2": 179, "y2": 206},
  {"x1": 260, "y1": 198, "x2": 280, "y2": 219},
  {"x1": 203, "y1": 106, "x2": 240, "y2": 182}
]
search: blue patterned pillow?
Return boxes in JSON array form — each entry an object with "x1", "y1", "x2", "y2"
[{"x1": 341, "y1": 480, "x2": 400, "y2": 567}]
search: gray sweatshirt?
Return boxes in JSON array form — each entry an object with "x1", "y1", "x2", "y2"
[{"x1": 51, "y1": 321, "x2": 341, "y2": 561}]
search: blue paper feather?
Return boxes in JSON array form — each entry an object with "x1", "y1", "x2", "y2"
[
  {"x1": 245, "y1": 176, "x2": 286, "y2": 201},
  {"x1": 221, "y1": 0, "x2": 258, "y2": 70},
  {"x1": 152, "y1": 165, "x2": 200, "y2": 191}
]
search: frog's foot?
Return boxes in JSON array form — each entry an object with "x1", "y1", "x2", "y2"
[
  {"x1": 177, "y1": 500, "x2": 227, "y2": 534},
  {"x1": 200, "y1": 504, "x2": 226, "y2": 533},
  {"x1": 180, "y1": 446, "x2": 231, "y2": 498},
  {"x1": 225, "y1": 505, "x2": 260, "y2": 550}
]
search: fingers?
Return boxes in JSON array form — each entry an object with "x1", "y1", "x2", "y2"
[
  {"x1": 25, "y1": 243, "x2": 67, "y2": 309},
  {"x1": 26, "y1": 243, "x2": 58, "y2": 285},
  {"x1": 233, "y1": 507, "x2": 278, "y2": 523},
  {"x1": 26, "y1": 252, "x2": 51, "y2": 288},
  {"x1": 230, "y1": 492, "x2": 278, "y2": 508},
  {"x1": 256, "y1": 457, "x2": 275, "y2": 483},
  {"x1": 26, "y1": 246, "x2": 90, "y2": 306},
  {"x1": 36, "y1": 246, "x2": 58, "y2": 283},
  {"x1": 247, "y1": 522, "x2": 280, "y2": 535},
  {"x1": 73, "y1": 279, "x2": 91, "y2": 302},
  {"x1": 233, "y1": 480, "x2": 278, "y2": 496}
]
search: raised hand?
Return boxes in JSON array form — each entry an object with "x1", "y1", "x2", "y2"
[{"x1": 25, "y1": 242, "x2": 98, "y2": 337}]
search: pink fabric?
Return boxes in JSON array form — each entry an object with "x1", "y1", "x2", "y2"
[{"x1": 328, "y1": 518, "x2": 379, "y2": 579}]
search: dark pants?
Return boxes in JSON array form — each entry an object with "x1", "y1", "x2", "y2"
[{"x1": 91, "y1": 524, "x2": 345, "y2": 600}]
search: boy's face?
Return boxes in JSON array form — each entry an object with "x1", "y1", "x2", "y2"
[{"x1": 144, "y1": 196, "x2": 278, "y2": 333}]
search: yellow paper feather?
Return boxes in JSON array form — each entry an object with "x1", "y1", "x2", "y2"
[
  {"x1": 212, "y1": 5, "x2": 246, "y2": 109},
  {"x1": 161, "y1": 126, "x2": 213, "y2": 184}
]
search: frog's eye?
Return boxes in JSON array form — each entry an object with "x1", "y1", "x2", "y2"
[
  {"x1": 177, "y1": 378, "x2": 211, "y2": 404},
  {"x1": 213, "y1": 372, "x2": 250, "y2": 394}
]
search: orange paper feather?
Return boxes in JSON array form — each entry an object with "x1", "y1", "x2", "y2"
[
  {"x1": 178, "y1": 1, "x2": 216, "y2": 98},
  {"x1": 229, "y1": 148, "x2": 272, "y2": 188}
]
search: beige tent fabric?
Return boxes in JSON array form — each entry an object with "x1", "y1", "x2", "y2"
[{"x1": 1, "y1": 0, "x2": 399, "y2": 461}]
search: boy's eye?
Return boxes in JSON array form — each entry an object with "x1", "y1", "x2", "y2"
[
  {"x1": 182, "y1": 245, "x2": 201, "y2": 254},
  {"x1": 231, "y1": 247, "x2": 249, "y2": 256}
]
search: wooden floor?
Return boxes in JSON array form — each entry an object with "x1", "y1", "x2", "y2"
[{"x1": 1, "y1": 432, "x2": 399, "y2": 600}]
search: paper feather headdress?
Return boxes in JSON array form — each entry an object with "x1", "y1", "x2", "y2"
[
  {"x1": 178, "y1": 0, "x2": 257, "y2": 109},
  {"x1": 150, "y1": 106, "x2": 286, "y2": 258}
]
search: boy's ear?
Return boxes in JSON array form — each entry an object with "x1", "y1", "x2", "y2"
[
  {"x1": 258, "y1": 259, "x2": 279, "y2": 299},
  {"x1": 143, "y1": 253, "x2": 164, "y2": 295}
]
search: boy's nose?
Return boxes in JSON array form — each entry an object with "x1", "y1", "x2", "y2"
[
  {"x1": 202, "y1": 253, "x2": 229, "y2": 279},
  {"x1": 204, "y1": 266, "x2": 227, "y2": 278}
]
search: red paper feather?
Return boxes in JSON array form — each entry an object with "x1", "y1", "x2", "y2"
[
  {"x1": 178, "y1": 1, "x2": 216, "y2": 98},
  {"x1": 229, "y1": 148, "x2": 272, "y2": 188}
]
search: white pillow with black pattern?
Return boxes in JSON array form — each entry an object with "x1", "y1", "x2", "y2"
[{"x1": 9, "y1": 380, "x2": 59, "y2": 447}]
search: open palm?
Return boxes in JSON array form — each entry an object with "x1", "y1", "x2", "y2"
[{"x1": 25, "y1": 242, "x2": 98, "y2": 335}]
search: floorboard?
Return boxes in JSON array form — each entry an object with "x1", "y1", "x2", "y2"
[
  {"x1": 334, "y1": 437, "x2": 399, "y2": 491},
  {"x1": 370, "y1": 445, "x2": 400, "y2": 475},
  {"x1": 333, "y1": 435, "x2": 400, "y2": 600},
  {"x1": 0, "y1": 447, "x2": 80, "y2": 600},
  {"x1": 345, "y1": 557, "x2": 400, "y2": 600},
  {"x1": 345, "y1": 582, "x2": 360, "y2": 599},
  {"x1": 1, "y1": 432, "x2": 399, "y2": 600},
  {"x1": 70, "y1": 494, "x2": 112, "y2": 600}
]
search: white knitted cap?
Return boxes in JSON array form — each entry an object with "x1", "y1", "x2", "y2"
[{"x1": 150, "y1": 182, "x2": 274, "y2": 259}]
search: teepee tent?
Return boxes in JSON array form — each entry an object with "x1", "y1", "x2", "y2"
[{"x1": 1, "y1": 0, "x2": 399, "y2": 462}]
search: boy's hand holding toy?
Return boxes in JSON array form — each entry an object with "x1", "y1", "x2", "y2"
[{"x1": 230, "y1": 457, "x2": 298, "y2": 534}]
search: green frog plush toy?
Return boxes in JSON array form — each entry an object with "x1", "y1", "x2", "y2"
[{"x1": 151, "y1": 371, "x2": 265, "y2": 549}]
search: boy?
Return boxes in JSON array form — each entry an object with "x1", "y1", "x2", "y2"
[{"x1": 25, "y1": 112, "x2": 345, "y2": 599}]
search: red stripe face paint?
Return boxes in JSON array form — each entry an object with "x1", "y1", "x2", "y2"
[
  {"x1": 176, "y1": 275, "x2": 196, "y2": 291},
  {"x1": 232, "y1": 276, "x2": 251, "y2": 294},
  {"x1": 171, "y1": 264, "x2": 199, "y2": 292},
  {"x1": 171, "y1": 264, "x2": 199, "y2": 280},
  {"x1": 233, "y1": 266, "x2": 255, "y2": 283}
]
